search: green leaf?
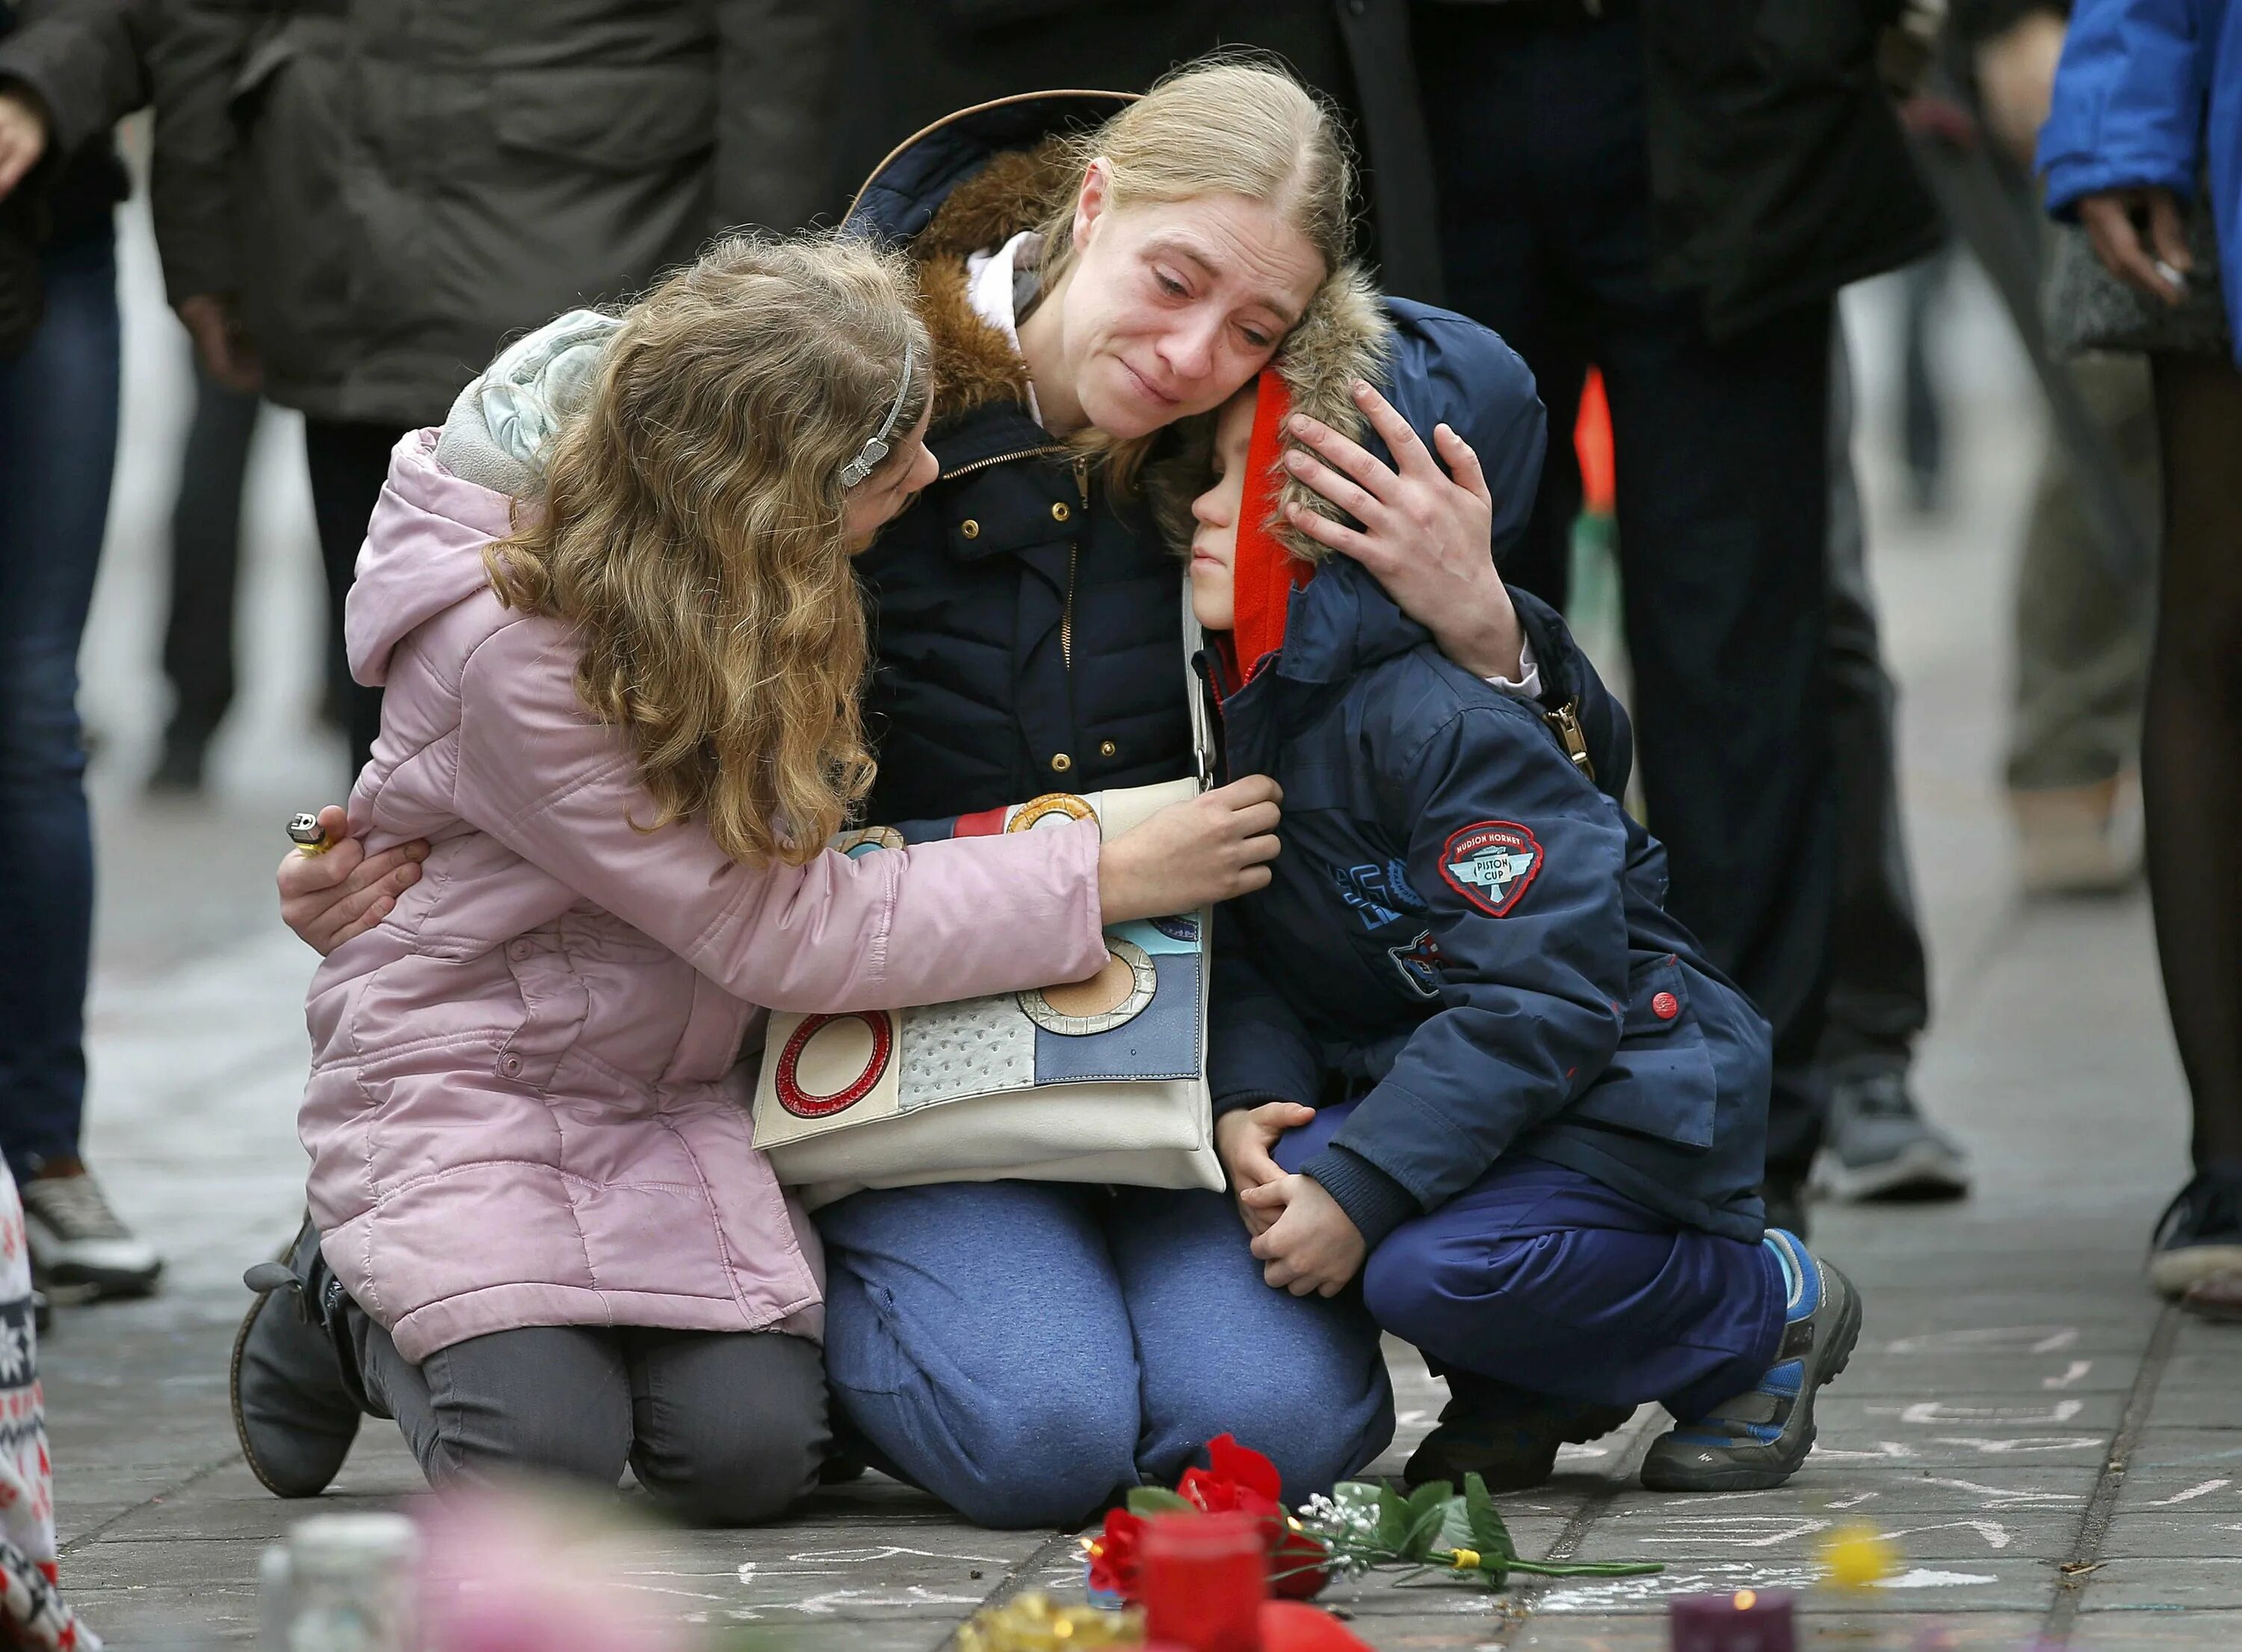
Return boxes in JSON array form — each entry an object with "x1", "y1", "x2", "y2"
[
  {"x1": 1463, "y1": 1473, "x2": 1516, "y2": 1562},
  {"x1": 1126, "y1": 1486, "x2": 1194, "y2": 1516},
  {"x1": 1399, "y1": 1482, "x2": 1451, "y2": 1561},
  {"x1": 1374, "y1": 1485, "x2": 1415, "y2": 1553}
]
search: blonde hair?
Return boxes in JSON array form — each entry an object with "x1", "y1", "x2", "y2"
[
  {"x1": 486, "y1": 235, "x2": 930, "y2": 867},
  {"x1": 1032, "y1": 55, "x2": 1357, "y2": 488}
]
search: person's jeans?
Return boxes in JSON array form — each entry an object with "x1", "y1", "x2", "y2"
[
  {"x1": 0, "y1": 231, "x2": 120, "y2": 1180},
  {"x1": 818, "y1": 1181, "x2": 1395, "y2": 1529},
  {"x1": 1821, "y1": 331, "x2": 1932, "y2": 1076},
  {"x1": 1415, "y1": 0, "x2": 1838, "y2": 1184},
  {"x1": 349, "y1": 1310, "x2": 828, "y2": 1525}
]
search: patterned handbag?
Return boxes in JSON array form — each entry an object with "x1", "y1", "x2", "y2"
[{"x1": 751, "y1": 590, "x2": 1225, "y2": 1208}]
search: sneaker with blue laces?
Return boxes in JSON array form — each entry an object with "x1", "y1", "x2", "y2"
[{"x1": 1639, "y1": 1228, "x2": 1861, "y2": 1493}]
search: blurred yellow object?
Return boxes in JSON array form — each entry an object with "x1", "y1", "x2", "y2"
[
  {"x1": 1817, "y1": 1523, "x2": 1899, "y2": 1591},
  {"x1": 957, "y1": 1593, "x2": 1141, "y2": 1652}
]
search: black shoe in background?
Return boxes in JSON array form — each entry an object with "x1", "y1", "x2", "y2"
[
  {"x1": 146, "y1": 723, "x2": 210, "y2": 794},
  {"x1": 1812, "y1": 1067, "x2": 1971, "y2": 1204},
  {"x1": 2149, "y1": 1167, "x2": 2242, "y2": 1299},
  {"x1": 1403, "y1": 1373, "x2": 1634, "y2": 1493}
]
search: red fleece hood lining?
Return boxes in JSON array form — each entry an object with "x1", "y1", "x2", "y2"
[{"x1": 1219, "y1": 372, "x2": 1313, "y2": 690}]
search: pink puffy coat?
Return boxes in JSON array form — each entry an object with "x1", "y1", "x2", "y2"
[{"x1": 303, "y1": 431, "x2": 1108, "y2": 1362}]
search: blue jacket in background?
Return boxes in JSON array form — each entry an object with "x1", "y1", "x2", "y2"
[
  {"x1": 1205, "y1": 312, "x2": 1773, "y2": 1250},
  {"x1": 2039, "y1": 0, "x2": 2242, "y2": 365}
]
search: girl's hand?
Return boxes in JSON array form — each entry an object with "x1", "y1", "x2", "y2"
[
  {"x1": 2078, "y1": 186, "x2": 2192, "y2": 306},
  {"x1": 1098, "y1": 776, "x2": 1282, "y2": 921},
  {"x1": 1216, "y1": 1101, "x2": 1315, "y2": 1234},
  {"x1": 1244, "y1": 1173, "x2": 1366, "y2": 1297},
  {"x1": 277, "y1": 805, "x2": 429, "y2": 956},
  {"x1": 1281, "y1": 380, "x2": 1525, "y2": 682}
]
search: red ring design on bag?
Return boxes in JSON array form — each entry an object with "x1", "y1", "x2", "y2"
[{"x1": 774, "y1": 1012, "x2": 893, "y2": 1118}]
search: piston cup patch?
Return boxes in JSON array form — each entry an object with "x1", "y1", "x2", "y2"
[{"x1": 1439, "y1": 822, "x2": 1542, "y2": 917}]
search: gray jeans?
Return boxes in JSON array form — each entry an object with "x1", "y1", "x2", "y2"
[{"x1": 348, "y1": 1310, "x2": 827, "y2": 1524}]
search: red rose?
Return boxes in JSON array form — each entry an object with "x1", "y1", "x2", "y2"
[
  {"x1": 1178, "y1": 1433, "x2": 1285, "y2": 1519},
  {"x1": 1087, "y1": 1508, "x2": 1146, "y2": 1601}
]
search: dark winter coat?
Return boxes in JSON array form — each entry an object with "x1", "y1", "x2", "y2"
[
  {"x1": 1202, "y1": 300, "x2": 1773, "y2": 1249},
  {"x1": 827, "y1": 0, "x2": 1443, "y2": 302},
  {"x1": 152, "y1": 0, "x2": 848, "y2": 426},
  {"x1": 1636, "y1": 0, "x2": 1944, "y2": 338},
  {"x1": 0, "y1": 0, "x2": 146, "y2": 250}
]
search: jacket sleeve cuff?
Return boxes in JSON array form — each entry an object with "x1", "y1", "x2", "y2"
[{"x1": 1305, "y1": 1145, "x2": 1420, "y2": 1252}]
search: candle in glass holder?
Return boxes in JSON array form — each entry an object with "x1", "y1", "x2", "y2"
[
  {"x1": 1668, "y1": 1587, "x2": 1797, "y2": 1652},
  {"x1": 1139, "y1": 1511, "x2": 1267, "y2": 1652}
]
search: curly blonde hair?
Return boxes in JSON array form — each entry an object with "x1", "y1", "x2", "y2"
[{"x1": 486, "y1": 235, "x2": 930, "y2": 866}]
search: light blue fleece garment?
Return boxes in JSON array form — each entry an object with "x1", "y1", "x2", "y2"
[{"x1": 433, "y1": 309, "x2": 621, "y2": 495}]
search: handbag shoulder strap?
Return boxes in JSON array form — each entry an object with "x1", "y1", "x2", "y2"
[{"x1": 1182, "y1": 577, "x2": 1214, "y2": 790}]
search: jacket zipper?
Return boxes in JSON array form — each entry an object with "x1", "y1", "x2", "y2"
[
  {"x1": 939, "y1": 442, "x2": 1067, "y2": 482},
  {"x1": 1060, "y1": 454, "x2": 1090, "y2": 670},
  {"x1": 1543, "y1": 699, "x2": 1596, "y2": 783}
]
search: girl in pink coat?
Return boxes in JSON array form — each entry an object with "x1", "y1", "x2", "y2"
[{"x1": 229, "y1": 236, "x2": 1282, "y2": 1523}]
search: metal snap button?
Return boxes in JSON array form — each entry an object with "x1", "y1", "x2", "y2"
[
  {"x1": 1099, "y1": 740, "x2": 1117, "y2": 758},
  {"x1": 508, "y1": 940, "x2": 533, "y2": 962},
  {"x1": 500, "y1": 1054, "x2": 524, "y2": 1077},
  {"x1": 1050, "y1": 752, "x2": 1073, "y2": 773},
  {"x1": 960, "y1": 519, "x2": 981, "y2": 539},
  {"x1": 1051, "y1": 501, "x2": 1072, "y2": 523}
]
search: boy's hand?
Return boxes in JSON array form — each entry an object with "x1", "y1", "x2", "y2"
[
  {"x1": 1216, "y1": 1102, "x2": 1315, "y2": 1235},
  {"x1": 1244, "y1": 1174, "x2": 1366, "y2": 1297}
]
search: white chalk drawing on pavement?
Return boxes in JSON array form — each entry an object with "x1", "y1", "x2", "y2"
[
  {"x1": 1918, "y1": 1476, "x2": 2084, "y2": 1510},
  {"x1": 1633, "y1": 1516, "x2": 1832, "y2": 1549},
  {"x1": 1877, "y1": 1568, "x2": 1998, "y2": 1588},
  {"x1": 2044, "y1": 1361, "x2": 2094, "y2": 1389},
  {"x1": 1531, "y1": 1564, "x2": 1825, "y2": 1612},
  {"x1": 1884, "y1": 1326, "x2": 2079, "y2": 1355},
  {"x1": 1877, "y1": 1520, "x2": 2014, "y2": 1551},
  {"x1": 1888, "y1": 1400, "x2": 2086, "y2": 1426},
  {"x1": 2143, "y1": 1478, "x2": 2232, "y2": 1506},
  {"x1": 1812, "y1": 1437, "x2": 2102, "y2": 1462}
]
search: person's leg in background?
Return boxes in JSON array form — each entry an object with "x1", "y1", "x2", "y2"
[
  {"x1": 1815, "y1": 327, "x2": 1972, "y2": 1204},
  {"x1": 2139, "y1": 351, "x2": 2242, "y2": 1302},
  {"x1": 1106, "y1": 1187, "x2": 1393, "y2": 1502},
  {"x1": 818, "y1": 1181, "x2": 1146, "y2": 1529},
  {"x1": 0, "y1": 230, "x2": 161, "y2": 1299},
  {"x1": 1411, "y1": 0, "x2": 1584, "y2": 615},
  {"x1": 151, "y1": 368, "x2": 261, "y2": 793},
  {"x1": 302, "y1": 418, "x2": 403, "y2": 779},
  {"x1": 1897, "y1": 243, "x2": 1957, "y2": 516},
  {"x1": 2004, "y1": 351, "x2": 2158, "y2": 894}
]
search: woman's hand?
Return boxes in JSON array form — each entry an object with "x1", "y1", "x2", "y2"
[
  {"x1": 1216, "y1": 1101, "x2": 1315, "y2": 1234},
  {"x1": 2078, "y1": 186, "x2": 2193, "y2": 306},
  {"x1": 1281, "y1": 380, "x2": 1525, "y2": 681},
  {"x1": 1243, "y1": 1173, "x2": 1365, "y2": 1296},
  {"x1": 1098, "y1": 776, "x2": 1282, "y2": 921},
  {"x1": 0, "y1": 88, "x2": 49, "y2": 200},
  {"x1": 277, "y1": 804, "x2": 430, "y2": 955}
]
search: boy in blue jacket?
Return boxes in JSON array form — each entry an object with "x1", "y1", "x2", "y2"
[{"x1": 1176, "y1": 290, "x2": 1862, "y2": 1493}]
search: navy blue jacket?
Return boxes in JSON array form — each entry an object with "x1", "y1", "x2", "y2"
[{"x1": 1205, "y1": 318, "x2": 1773, "y2": 1249}]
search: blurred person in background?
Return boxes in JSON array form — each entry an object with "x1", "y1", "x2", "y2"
[
  {"x1": 2039, "y1": 0, "x2": 2242, "y2": 1314},
  {"x1": 155, "y1": 0, "x2": 850, "y2": 780},
  {"x1": 0, "y1": 0, "x2": 167, "y2": 1298},
  {"x1": 1957, "y1": 0, "x2": 2159, "y2": 895},
  {"x1": 147, "y1": 366, "x2": 262, "y2": 793},
  {"x1": 1816, "y1": 335, "x2": 1976, "y2": 1207},
  {"x1": 1410, "y1": 0, "x2": 1945, "y2": 1235}
]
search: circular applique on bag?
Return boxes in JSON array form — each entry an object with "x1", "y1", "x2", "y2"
[
  {"x1": 1019, "y1": 938, "x2": 1158, "y2": 1036},
  {"x1": 775, "y1": 1012, "x2": 895, "y2": 1117},
  {"x1": 1007, "y1": 793, "x2": 1097, "y2": 831}
]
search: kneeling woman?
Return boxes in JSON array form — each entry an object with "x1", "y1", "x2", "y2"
[{"x1": 232, "y1": 237, "x2": 1281, "y2": 1523}]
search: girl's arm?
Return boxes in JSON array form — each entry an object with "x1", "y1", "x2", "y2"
[{"x1": 452, "y1": 617, "x2": 1108, "y2": 1012}]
